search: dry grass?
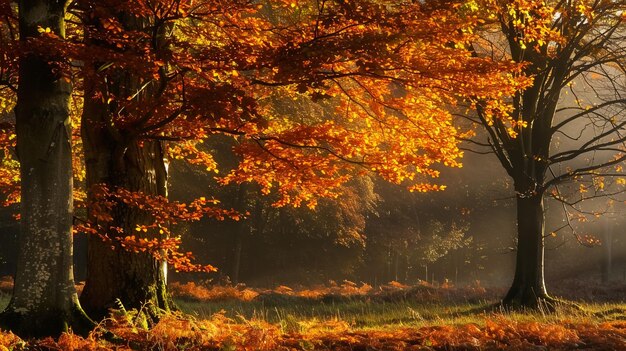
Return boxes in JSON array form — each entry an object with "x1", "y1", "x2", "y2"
[
  {"x1": 0, "y1": 278, "x2": 624, "y2": 350},
  {"x1": 170, "y1": 279, "x2": 497, "y2": 303},
  {"x1": 0, "y1": 310, "x2": 623, "y2": 350}
]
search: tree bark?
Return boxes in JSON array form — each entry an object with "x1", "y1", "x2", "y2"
[
  {"x1": 0, "y1": 0, "x2": 92, "y2": 338},
  {"x1": 78, "y1": 7, "x2": 172, "y2": 321},
  {"x1": 601, "y1": 218, "x2": 612, "y2": 284},
  {"x1": 79, "y1": 109, "x2": 170, "y2": 320},
  {"x1": 502, "y1": 193, "x2": 553, "y2": 309}
]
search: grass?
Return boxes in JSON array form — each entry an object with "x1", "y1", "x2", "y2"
[
  {"x1": 171, "y1": 280, "x2": 626, "y2": 331},
  {"x1": 0, "y1": 281, "x2": 624, "y2": 349},
  {"x1": 176, "y1": 295, "x2": 626, "y2": 331},
  {"x1": 177, "y1": 298, "x2": 484, "y2": 328},
  {"x1": 163, "y1": 282, "x2": 625, "y2": 349}
]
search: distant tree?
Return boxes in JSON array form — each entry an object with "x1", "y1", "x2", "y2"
[
  {"x1": 236, "y1": 177, "x2": 378, "y2": 284},
  {"x1": 416, "y1": 220, "x2": 472, "y2": 278},
  {"x1": 169, "y1": 137, "x2": 378, "y2": 285},
  {"x1": 0, "y1": 0, "x2": 92, "y2": 337},
  {"x1": 466, "y1": 0, "x2": 626, "y2": 309},
  {"x1": 362, "y1": 178, "x2": 484, "y2": 285}
]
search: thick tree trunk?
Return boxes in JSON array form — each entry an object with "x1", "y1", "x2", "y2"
[
  {"x1": 78, "y1": 5, "x2": 172, "y2": 322},
  {"x1": 0, "y1": 0, "x2": 92, "y2": 338},
  {"x1": 502, "y1": 194, "x2": 553, "y2": 309},
  {"x1": 80, "y1": 107, "x2": 170, "y2": 320}
]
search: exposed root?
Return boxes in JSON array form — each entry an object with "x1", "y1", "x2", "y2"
[
  {"x1": 0, "y1": 304, "x2": 96, "y2": 339},
  {"x1": 499, "y1": 296, "x2": 584, "y2": 314}
]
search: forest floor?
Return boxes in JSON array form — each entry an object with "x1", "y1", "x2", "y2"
[{"x1": 0, "y1": 278, "x2": 624, "y2": 350}]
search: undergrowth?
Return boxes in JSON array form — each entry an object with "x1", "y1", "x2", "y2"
[
  {"x1": 0, "y1": 308, "x2": 623, "y2": 350},
  {"x1": 0, "y1": 278, "x2": 623, "y2": 350}
]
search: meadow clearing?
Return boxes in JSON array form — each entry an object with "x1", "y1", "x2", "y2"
[{"x1": 0, "y1": 279, "x2": 624, "y2": 350}]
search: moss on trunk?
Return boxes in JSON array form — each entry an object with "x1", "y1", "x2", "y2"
[{"x1": 0, "y1": 0, "x2": 95, "y2": 338}]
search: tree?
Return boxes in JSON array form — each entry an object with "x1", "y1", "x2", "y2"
[
  {"x1": 0, "y1": 0, "x2": 92, "y2": 337},
  {"x1": 466, "y1": 0, "x2": 626, "y2": 309},
  {"x1": 77, "y1": 0, "x2": 177, "y2": 320},
  {"x1": 73, "y1": 0, "x2": 524, "y2": 319},
  {"x1": 75, "y1": 0, "x2": 274, "y2": 320}
]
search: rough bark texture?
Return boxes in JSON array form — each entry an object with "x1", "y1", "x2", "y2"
[
  {"x1": 0, "y1": 0, "x2": 92, "y2": 338},
  {"x1": 79, "y1": 24, "x2": 170, "y2": 319},
  {"x1": 77, "y1": 7, "x2": 173, "y2": 321},
  {"x1": 502, "y1": 193, "x2": 553, "y2": 310},
  {"x1": 80, "y1": 102, "x2": 170, "y2": 320}
]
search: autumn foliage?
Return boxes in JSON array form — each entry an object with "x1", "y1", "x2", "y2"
[
  {"x1": 0, "y1": 0, "x2": 533, "y2": 273},
  {"x1": 0, "y1": 276, "x2": 624, "y2": 349},
  {"x1": 0, "y1": 309, "x2": 623, "y2": 350}
]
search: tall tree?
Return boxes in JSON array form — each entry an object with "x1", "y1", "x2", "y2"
[
  {"x1": 78, "y1": 0, "x2": 174, "y2": 320},
  {"x1": 75, "y1": 0, "x2": 289, "y2": 319},
  {"x1": 74, "y1": 0, "x2": 525, "y2": 318},
  {"x1": 0, "y1": 0, "x2": 92, "y2": 337},
  {"x1": 467, "y1": 0, "x2": 626, "y2": 309}
]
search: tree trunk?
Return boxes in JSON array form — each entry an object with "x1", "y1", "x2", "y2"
[
  {"x1": 231, "y1": 184, "x2": 250, "y2": 284},
  {"x1": 502, "y1": 194, "x2": 553, "y2": 309},
  {"x1": 81, "y1": 40, "x2": 170, "y2": 320},
  {"x1": 0, "y1": 0, "x2": 92, "y2": 337},
  {"x1": 79, "y1": 112, "x2": 170, "y2": 320},
  {"x1": 601, "y1": 217, "x2": 612, "y2": 284},
  {"x1": 78, "y1": 7, "x2": 172, "y2": 321},
  {"x1": 232, "y1": 227, "x2": 243, "y2": 285}
]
